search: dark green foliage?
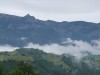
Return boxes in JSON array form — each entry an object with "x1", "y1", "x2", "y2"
[
  {"x1": 0, "y1": 65, "x2": 4, "y2": 75},
  {"x1": 0, "y1": 48, "x2": 100, "y2": 75},
  {"x1": 34, "y1": 59, "x2": 68, "y2": 75},
  {"x1": 10, "y1": 61, "x2": 39, "y2": 75}
]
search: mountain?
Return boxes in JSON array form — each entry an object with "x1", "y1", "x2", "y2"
[
  {"x1": 0, "y1": 13, "x2": 100, "y2": 47},
  {"x1": 0, "y1": 48, "x2": 100, "y2": 75},
  {"x1": 0, "y1": 48, "x2": 71, "y2": 75}
]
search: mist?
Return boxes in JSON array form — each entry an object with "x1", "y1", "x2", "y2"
[
  {"x1": 24, "y1": 38, "x2": 100, "y2": 58},
  {"x1": 0, "y1": 38, "x2": 100, "y2": 59},
  {"x1": 0, "y1": 44, "x2": 19, "y2": 52}
]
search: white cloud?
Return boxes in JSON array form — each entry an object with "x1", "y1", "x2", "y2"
[
  {"x1": 23, "y1": 38, "x2": 100, "y2": 59},
  {"x1": 0, "y1": 44, "x2": 19, "y2": 52},
  {"x1": 20, "y1": 37, "x2": 27, "y2": 41},
  {"x1": 0, "y1": 38, "x2": 100, "y2": 59}
]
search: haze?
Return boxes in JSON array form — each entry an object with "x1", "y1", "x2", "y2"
[{"x1": 0, "y1": 0, "x2": 100, "y2": 23}]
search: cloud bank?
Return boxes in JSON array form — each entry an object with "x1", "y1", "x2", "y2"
[
  {"x1": 0, "y1": 44, "x2": 19, "y2": 52},
  {"x1": 0, "y1": 38, "x2": 100, "y2": 59},
  {"x1": 24, "y1": 38, "x2": 100, "y2": 58}
]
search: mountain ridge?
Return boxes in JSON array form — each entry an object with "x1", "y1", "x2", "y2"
[
  {"x1": 0, "y1": 13, "x2": 100, "y2": 47},
  {"x1": 0, "y1": 13, "x2": 99, "y2": 23}
]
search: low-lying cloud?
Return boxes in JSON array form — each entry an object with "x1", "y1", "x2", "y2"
[
  {"x1": 0, "y1": 44, "x2": 19, "y2": 52},
  {"x1": 24, "y1": 38, "x2": 100, "y2": 58},
  {"x1": 0, "y1": 38, "x2": 100, "y2": 59}
]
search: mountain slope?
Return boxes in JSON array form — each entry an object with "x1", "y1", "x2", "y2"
[
  {"x1": 0, "y1": 48, "x2": 100, "y2": 75},
  {"x1": 0, "y1": 13, "x2": 100, "y2": 47},
  {"x1": 0, "y1": 48, "x2": 69, "y2": 75}
]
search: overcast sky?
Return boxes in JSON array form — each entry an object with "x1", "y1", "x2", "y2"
[{"x1": 0, "y1": 0, "x2": 100, "y2": 23}]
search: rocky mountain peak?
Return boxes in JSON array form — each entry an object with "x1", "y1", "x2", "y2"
[{"x1": 24, "y1": 14, "x2": 36, "y2": 20}]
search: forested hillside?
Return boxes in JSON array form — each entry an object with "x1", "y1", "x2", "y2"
[{"x1": 0, "y1": 48, "x2": 100, "y2": 75}]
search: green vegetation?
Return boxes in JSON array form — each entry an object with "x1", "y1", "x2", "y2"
[
  {"x1": 0, "y1": 48, "x2": 100, "y2": 75},
  {"x1": 0, "y1": 61, "x2": 40, "y2": 75}
]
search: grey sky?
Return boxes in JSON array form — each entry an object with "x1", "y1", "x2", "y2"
[{"x1": 0, "y1": 0, "x2": 100, "y2": 22}]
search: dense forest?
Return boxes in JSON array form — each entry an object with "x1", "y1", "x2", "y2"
[
  {"x1": 0, "y1": 48, "x2": 100, "y2": 75},
  {"x1": 0, "y1": 61, "x2": 40, "y2": 75}
]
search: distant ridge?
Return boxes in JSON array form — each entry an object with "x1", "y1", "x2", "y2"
[{"x1": 0, "y1": 13, "x2": 100, "y2": 47}]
